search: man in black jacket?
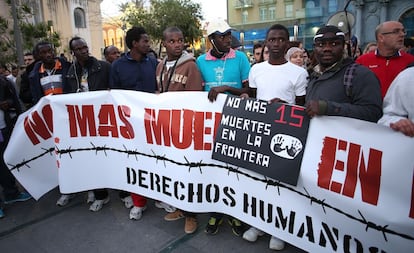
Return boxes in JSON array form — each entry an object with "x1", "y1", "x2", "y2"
[
  {"x1": 306, "y1": 25, "x2": 382, "y2": 122},
  {"x1": 57, "y1": 36, "x2": 112, "y2": 211},
  {"x1": 65, "y1": 37, "x2": 111, "y2": 93},
  {"x1": 0, "y1": 76, "x2": 32, "y2": 218}
]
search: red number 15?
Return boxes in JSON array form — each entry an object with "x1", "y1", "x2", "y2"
[{"x1": 274, "y1": 104, "x2": 304, "y2": 128}]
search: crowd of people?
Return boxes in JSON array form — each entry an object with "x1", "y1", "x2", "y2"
[{"x1": 1, "y1": 18, "x2": 413, "y2": 251}]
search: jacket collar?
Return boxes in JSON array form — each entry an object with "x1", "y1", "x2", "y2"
[{"x1": 205, "y1": 48, "x2": 236, "y2": 61}]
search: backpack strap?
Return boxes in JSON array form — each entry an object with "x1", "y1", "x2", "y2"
[{"x1": 343, "y1": 62, "x2": 358, "y2": 97}]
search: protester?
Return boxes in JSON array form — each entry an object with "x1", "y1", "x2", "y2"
[
  {"x1": 356, "y1": 21, "x2": 414, "y2": 98},
  {"x1": 196, "y1": 18, "x2": 250, "y2": 236},
  {"x1": 0, "y1": 64, "x2": 8, "y2": 77},
  {"x1": 19, "y1": 50, "x2": 40, "y2": 110},
  {"x1": 110, "y1": 26, "x2": 158, "y2": 220},
  {"x1": 15, "y1": 52, "x2": 35, "y2": 95},
  {"x1": 103, "y1": 45, "x2": 121, "y2": 64},
  {"x1": 6, "y1": 65, "x2": 19, "y2": 87},
  {"x1": 61, "y1": 36, "x2": 113, "y2": 211},
  {"x1": 302, "y1": 48, "x2": 311, "y2": 69},
  {"x1": 243, "y1": 24, "x2": 309, "y2": 251},
  {"x1": 155, "y1": 27, "x2": 203, "y2": 234},
  {"x1": 29, "y1": 41, "x2": 70, "y2": 104},
  {"x1": 362, "y1": 42, "x2": 377, "y2": 54},
  {"x1": 378, "y1": 63, "x2": 414, "y2": 137},
  {"x1": 0, "y1": 75, "x2": 32, "y2": 218},
  {"x1": 252, "y1": 42, "x2": 263, "y2": 65},
  {"x1": 101, "y1": 44, "x2": 133, "y2": 209},
  {"x1": 306, "y1": 25, "x2": 382, "y2": 123},
  {"x1": 259, "y1": 45, "x2": 270, "y2": 62},
  {"x1": 285, "y1": 46, "x2": 304, "y2": 67}
]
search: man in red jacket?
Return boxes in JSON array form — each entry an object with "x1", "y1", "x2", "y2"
[{"x1": 356, "y1": 21, "x2": 414, "y2": 98}]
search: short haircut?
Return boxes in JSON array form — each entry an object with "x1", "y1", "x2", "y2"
[
  {"x1": 69, "y1": 36, "x2": 84, "y2": 50},
  {"x1": 24, "y1": 52, "x2": 33, "y2": 57},
  {"x1": 163, "y1": 27, "x2": 183, "y2": 41},
  {"x1": 125, "y1": 26, "x2": 147, "y2": 49},
  {"x1": 253, "y1": 42, "x2": 263, "y2": 51},
  {"x1": 103, "y1": 46, "x2": 110, "y2": 56},
  {"x1": 266, "y1": 24, "x2": 289, "y2": 39},
  {"x1": 34, "y1": 41, "x2": 54, "y2": 55},
  {"x1": 375, "y1": 23, "x2": 383, "y2": 41}
]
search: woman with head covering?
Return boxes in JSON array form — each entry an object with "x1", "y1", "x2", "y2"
[{"x1": 285, "y1": 47, "x2": 304, "y2": 67}]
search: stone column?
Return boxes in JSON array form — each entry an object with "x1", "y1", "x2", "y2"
[
  {"x1": 353, "y1": 0, "x2": 364, "y2": 45},
  {"x1": 379, "y1": 0, "x2": 390, "y2": 23}
]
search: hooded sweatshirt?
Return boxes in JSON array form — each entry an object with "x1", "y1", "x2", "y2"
[{"x1": 156, "y1": 51, "x2": 202, "y2": 92}]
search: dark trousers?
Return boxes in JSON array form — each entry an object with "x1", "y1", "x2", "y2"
[
  {"x1": 93, "y1": 189, "x2": 130, "y2": 200},
  {"x1": 0, "y1": 127, "x2": 20, "y2": 202}
]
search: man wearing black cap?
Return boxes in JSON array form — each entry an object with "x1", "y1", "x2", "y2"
[{"x1": 305, "y1": 25, "x2": 382, "y2": 123}]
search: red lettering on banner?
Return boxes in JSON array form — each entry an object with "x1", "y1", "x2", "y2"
[
  {"x1": 24, "y1": 104, "x2": 53, "y2": 145},
  {"x1": 67, "y1": 104, "x2": 134, "y2": 138},
  {"x1": 144, "y1": 108, "x2": 221, "y2": 150},
  {"x1": 118, "y1": 105, "x2": 134, "y2": 139},
  {"x1": 67, "y1": 105, "x2": 96, "y2": 137},
  {"x1": 98, "y1": 104, "x2": 119, "y2": 137},
  {"x1": 317, "y1": 137, "x2": 382, "y2": 205}
]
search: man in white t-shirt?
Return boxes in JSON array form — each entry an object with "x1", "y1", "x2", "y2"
[{"x1": 243, "y1": 24, "x2": 308, "y2": 251}]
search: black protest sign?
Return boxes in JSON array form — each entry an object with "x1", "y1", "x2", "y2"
[{"x1": 212, "y1": 95, "x2": 311, "y2": 186}]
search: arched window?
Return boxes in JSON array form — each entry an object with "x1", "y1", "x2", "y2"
[
  {"x1": 400, "y1": 8, "x2": 414, "y2": 38},
  {"x1": 74, "y1": 8, "x2": 86, "y2": 28}
]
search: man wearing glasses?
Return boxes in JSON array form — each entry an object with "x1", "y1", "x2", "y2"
[{"x1": 356, "y1": 21, "x2": 414, "y2": 99}]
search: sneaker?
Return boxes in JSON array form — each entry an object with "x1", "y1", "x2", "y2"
[
  {"x1": 184, "y1": 217, "x2": 198, "y2": 234},
  {"x1": 4, "y1": 192, "x2": 32, "y2": 204},
  {"x1": 155, "y1": 201, "x2": 176, "y2": 213},
  {"x1": 269, "y1": 236, "x2": 285, "y2": 251},
  {"x1": 89, "y1": 197, "x2": 110, "y2": 212},
  {"x1": 243, "y1": 227, "x2": 265, "y2": 242},
  {"x1": 228, "y1": 218, "x2": 244, "y2": 236},
  {"x1": 164, "y1": 210, "x2": 184, "y2": 221},
  {"x1": 129, "y1": 206, "x2": 147, "y2": 220},
  {"x1": 56, "y1": 194, "x2": 74, "y2": 206},
  {"x1": 121, "y1": 196, "x2": 133, "y2": 209},
  {"x1": 0, "y1": 209, "x2": 4, "y2": 218},
  {"x1": 86, "y1": 191, "x2": 95, "y2": 203},
  {"x1": 204, "y1": 216, "x2": 223, "y2": 235}
]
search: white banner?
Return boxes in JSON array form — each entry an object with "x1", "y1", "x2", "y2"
[{"x1": 5, "y1": 91, "x2": 414, "y2": 252}]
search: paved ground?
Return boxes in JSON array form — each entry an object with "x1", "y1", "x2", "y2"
[{"x1": 0, "y1": 188, "x2": 307, "y2": 253}]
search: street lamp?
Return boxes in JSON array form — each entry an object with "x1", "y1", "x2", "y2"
[{"x1": 293, "y1": 22, "x2": 299, "y2": 41}]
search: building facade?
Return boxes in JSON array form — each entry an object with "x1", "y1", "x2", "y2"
[
  {"x1": 0, "y1": 0, "x2": 104, "y2": 59},
  {"x1": 227, "y1": 0, "x2": 414, "y2": 51},
  {"x1": 102, "y1": 17, "x2": 127, "y2": 53}
]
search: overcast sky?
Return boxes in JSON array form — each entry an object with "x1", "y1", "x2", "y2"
[{"x1": 100, "y1": 0, "x2": 227, "y2": 21}]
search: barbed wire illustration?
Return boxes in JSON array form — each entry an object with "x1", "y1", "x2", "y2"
[{"x1": 7, "y1": 142, "x2": 413, "y2": 242}]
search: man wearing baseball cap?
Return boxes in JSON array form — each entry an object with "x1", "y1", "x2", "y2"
[
  {"x1": 196, "y1": 19, "x2": 250, "y2": 102},
  {"x1": 196, "y1": 18, "x2": 250, "y2": 236},
  {"x1": 305, "y1": 25, "x2": 382, "y2": 123}
]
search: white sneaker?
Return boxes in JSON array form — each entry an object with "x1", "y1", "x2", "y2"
[
  {"x1": 242, "y1": 227, "x2": 265, "y2": 242},
  {"x1": 121, "y1": 196, "x2": 133, "y2": 209},
  {"x1": 89, "y1": 197, "x2": 110, "y2": 212},
  {"x1": 269, "y1": 236, "x2": 285, "y2": 251},
  {"x1": 129, "y1": 206, "x2": 147, "y2": 220},
  {"x1": 56, "y1": 194, "x2": 74, "y2": 206},
  {"x1": 86, "y1": 191, "x2": 95, "y2": 203},
  {"x1": 155, "y1": 201, "x2": 176, "y2": 213}
]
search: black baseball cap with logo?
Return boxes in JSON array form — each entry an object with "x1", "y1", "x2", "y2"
[{"x1": 313, "y1": 25, "x2": 345, "y2": 42}]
